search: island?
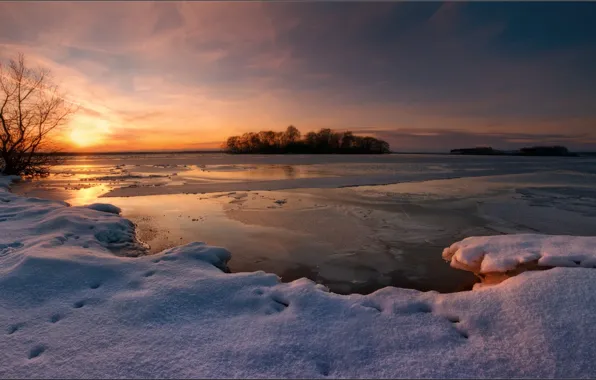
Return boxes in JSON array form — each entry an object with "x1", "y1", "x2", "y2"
[{"x1": 223, "y1": 126, "x2": 390, "y2": 154}]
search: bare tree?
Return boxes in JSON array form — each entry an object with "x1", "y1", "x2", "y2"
[
  {"x1": 0, "y1": 53, "x2": 76, "y2": 176},
  {"x1": 282, "y1": 125, "x2": 301, "y2": 145}
]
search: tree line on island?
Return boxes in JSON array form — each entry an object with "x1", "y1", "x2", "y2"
[{"x1": 223, "y1": 126, "x2": 390, "y2": 154}]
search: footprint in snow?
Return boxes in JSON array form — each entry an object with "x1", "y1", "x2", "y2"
[
  {"x1": 445, "y1": 315, "x2": 469, "y2": 339},
  {"x1": 89, "y1": 281, "x2": 102, "y2": 289},
  {"x1": 267, "y1": 294, "x2": 290, "y2": 314},
  {"x1": 28, "y1": 345, "x2": 46, "y2": 359},
  {"x1": 73, "y1": 299, "x2": 88, "y2": 309},
  {"x1": 7, "y1": 322, "x2": 25, "y2": 335},
  {"x1": 143, "y1": 270, "x2": 156, "y2": 277}
]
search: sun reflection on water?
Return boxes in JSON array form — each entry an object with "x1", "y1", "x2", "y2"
[{"x1": 66, "y1": 184, "x2": 112, "y2": 206}]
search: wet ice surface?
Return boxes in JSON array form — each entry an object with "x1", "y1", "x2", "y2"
[{"x1": 12, "y1": 153, "x2": 596, "y2": 294}]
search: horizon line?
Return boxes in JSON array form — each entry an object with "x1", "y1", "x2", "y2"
[{"x1": 46, "y1": 149, "x2": 596, "y2": 156}]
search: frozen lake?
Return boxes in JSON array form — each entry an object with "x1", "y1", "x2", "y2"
[{"x1": 12, "y1": 153, "x2": 596, "y2": 294}]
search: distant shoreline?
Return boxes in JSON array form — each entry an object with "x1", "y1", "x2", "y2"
[
  {"x1": 449, "y1": 146, "x2": 596, "y2": 157},
  {"x1": 35, "y1": 150, "x2": 596, "y2": 157}
]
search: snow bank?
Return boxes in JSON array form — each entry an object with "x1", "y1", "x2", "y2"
[
  {"x1": 443, "y1": 234, "x2": 596, "y2": 274},
  {"x1": 2, "y1": 175, "x2": 596, "y2": 378},
  {"x1": 0, "y1": 177, "x2": 145, "y2": 257}
]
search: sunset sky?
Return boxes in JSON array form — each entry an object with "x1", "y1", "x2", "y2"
[{"x1": 1, "y1": 1, "x2": 595, "y2": 152}]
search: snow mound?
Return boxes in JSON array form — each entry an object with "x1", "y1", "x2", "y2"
[
  {"x1": 0, "y1": 178, "x2": 146, "y2": 257},
  {"x1": 3, "y1": 175, "x2": 596, "y2": 378},
  {"x1": 443, "y1": 234, "x2": 596, "y2": 274},
  {"x1": 86, "y1": 203, "x2": 122, "y2": 215},
  {"x1": 159, "y1": 242, "x2": 232, "y2": 272}
]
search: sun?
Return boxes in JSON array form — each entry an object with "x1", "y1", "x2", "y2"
[
  {"x1": 67, "y1": 116, "x2": 110, "y2": 148},
  {"x1": 69, "y1": 127, "x2": 100, "y2": 147}
]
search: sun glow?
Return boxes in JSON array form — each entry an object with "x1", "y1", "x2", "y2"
[
  {"x1": 69, "y1": 128, "x2": 99, "y2": 147},
  {"x1": 67, "y1": 116, "x2": 110, "y2": 148}
]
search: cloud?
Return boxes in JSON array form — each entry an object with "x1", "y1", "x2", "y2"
[{"x1": 0, "y1": 2, "x2": 595, "y2": 151}]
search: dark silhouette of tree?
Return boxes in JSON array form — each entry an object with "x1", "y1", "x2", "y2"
[
  {"x1": 282, "y1": 125, "x2": 301, "y2": 145},
  {"x1": 222, "y1": 127, "x2": 390, "y2": 154},
  {"x1": 304, "y1": 131, "x2": 317, "y2": 148},
  {"x1": 224, "y1": 136, "x2": 241, "y2": 153},
  {"x1": 1, "y1": 53, "x2": 76, "y2": 176},
  {"x1": 341, "y1": 131, "x2": 355, "y2": 149}
]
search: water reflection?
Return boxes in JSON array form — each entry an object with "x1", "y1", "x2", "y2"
[
  {"x1": 8, "y1": 159, "x2": 482, "y2": 294},
  {"x1": 182, "y1": 164, "x2": 331, "y2": 181},
  {"x1": 15, "y1": 154, "x2": 594, "y2": 294},
  {"x1": 102, "y1": 191, "x2": 478, "y2": 294},
  {"x1": 66, "y1": 185, "x2": 112, "y2": 206}
]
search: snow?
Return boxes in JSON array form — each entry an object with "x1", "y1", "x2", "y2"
[
  {"x1": 86, "y1": 203, "x2": 122, "y2": 215},
  {"x1": 0, "y1": 174, "x2": 20, "y2": 190},
  {"x1": 2, "y1": 175, "x2": 596, "y2": 378},
  {"x1": 0, "y1": 179, "x2": 145, "y2": 258},
  {"x1": 443, "y1": 234, "x2": 596, "y2": 274}
]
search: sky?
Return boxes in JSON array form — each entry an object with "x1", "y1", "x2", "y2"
[{"x1": 0, "y1": 1, "x2": 595, "y2": 152}]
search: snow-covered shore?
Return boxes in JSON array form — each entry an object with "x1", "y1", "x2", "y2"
[{"x1": 2, "y1": 175, "x2": 596, "y2": 378}]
